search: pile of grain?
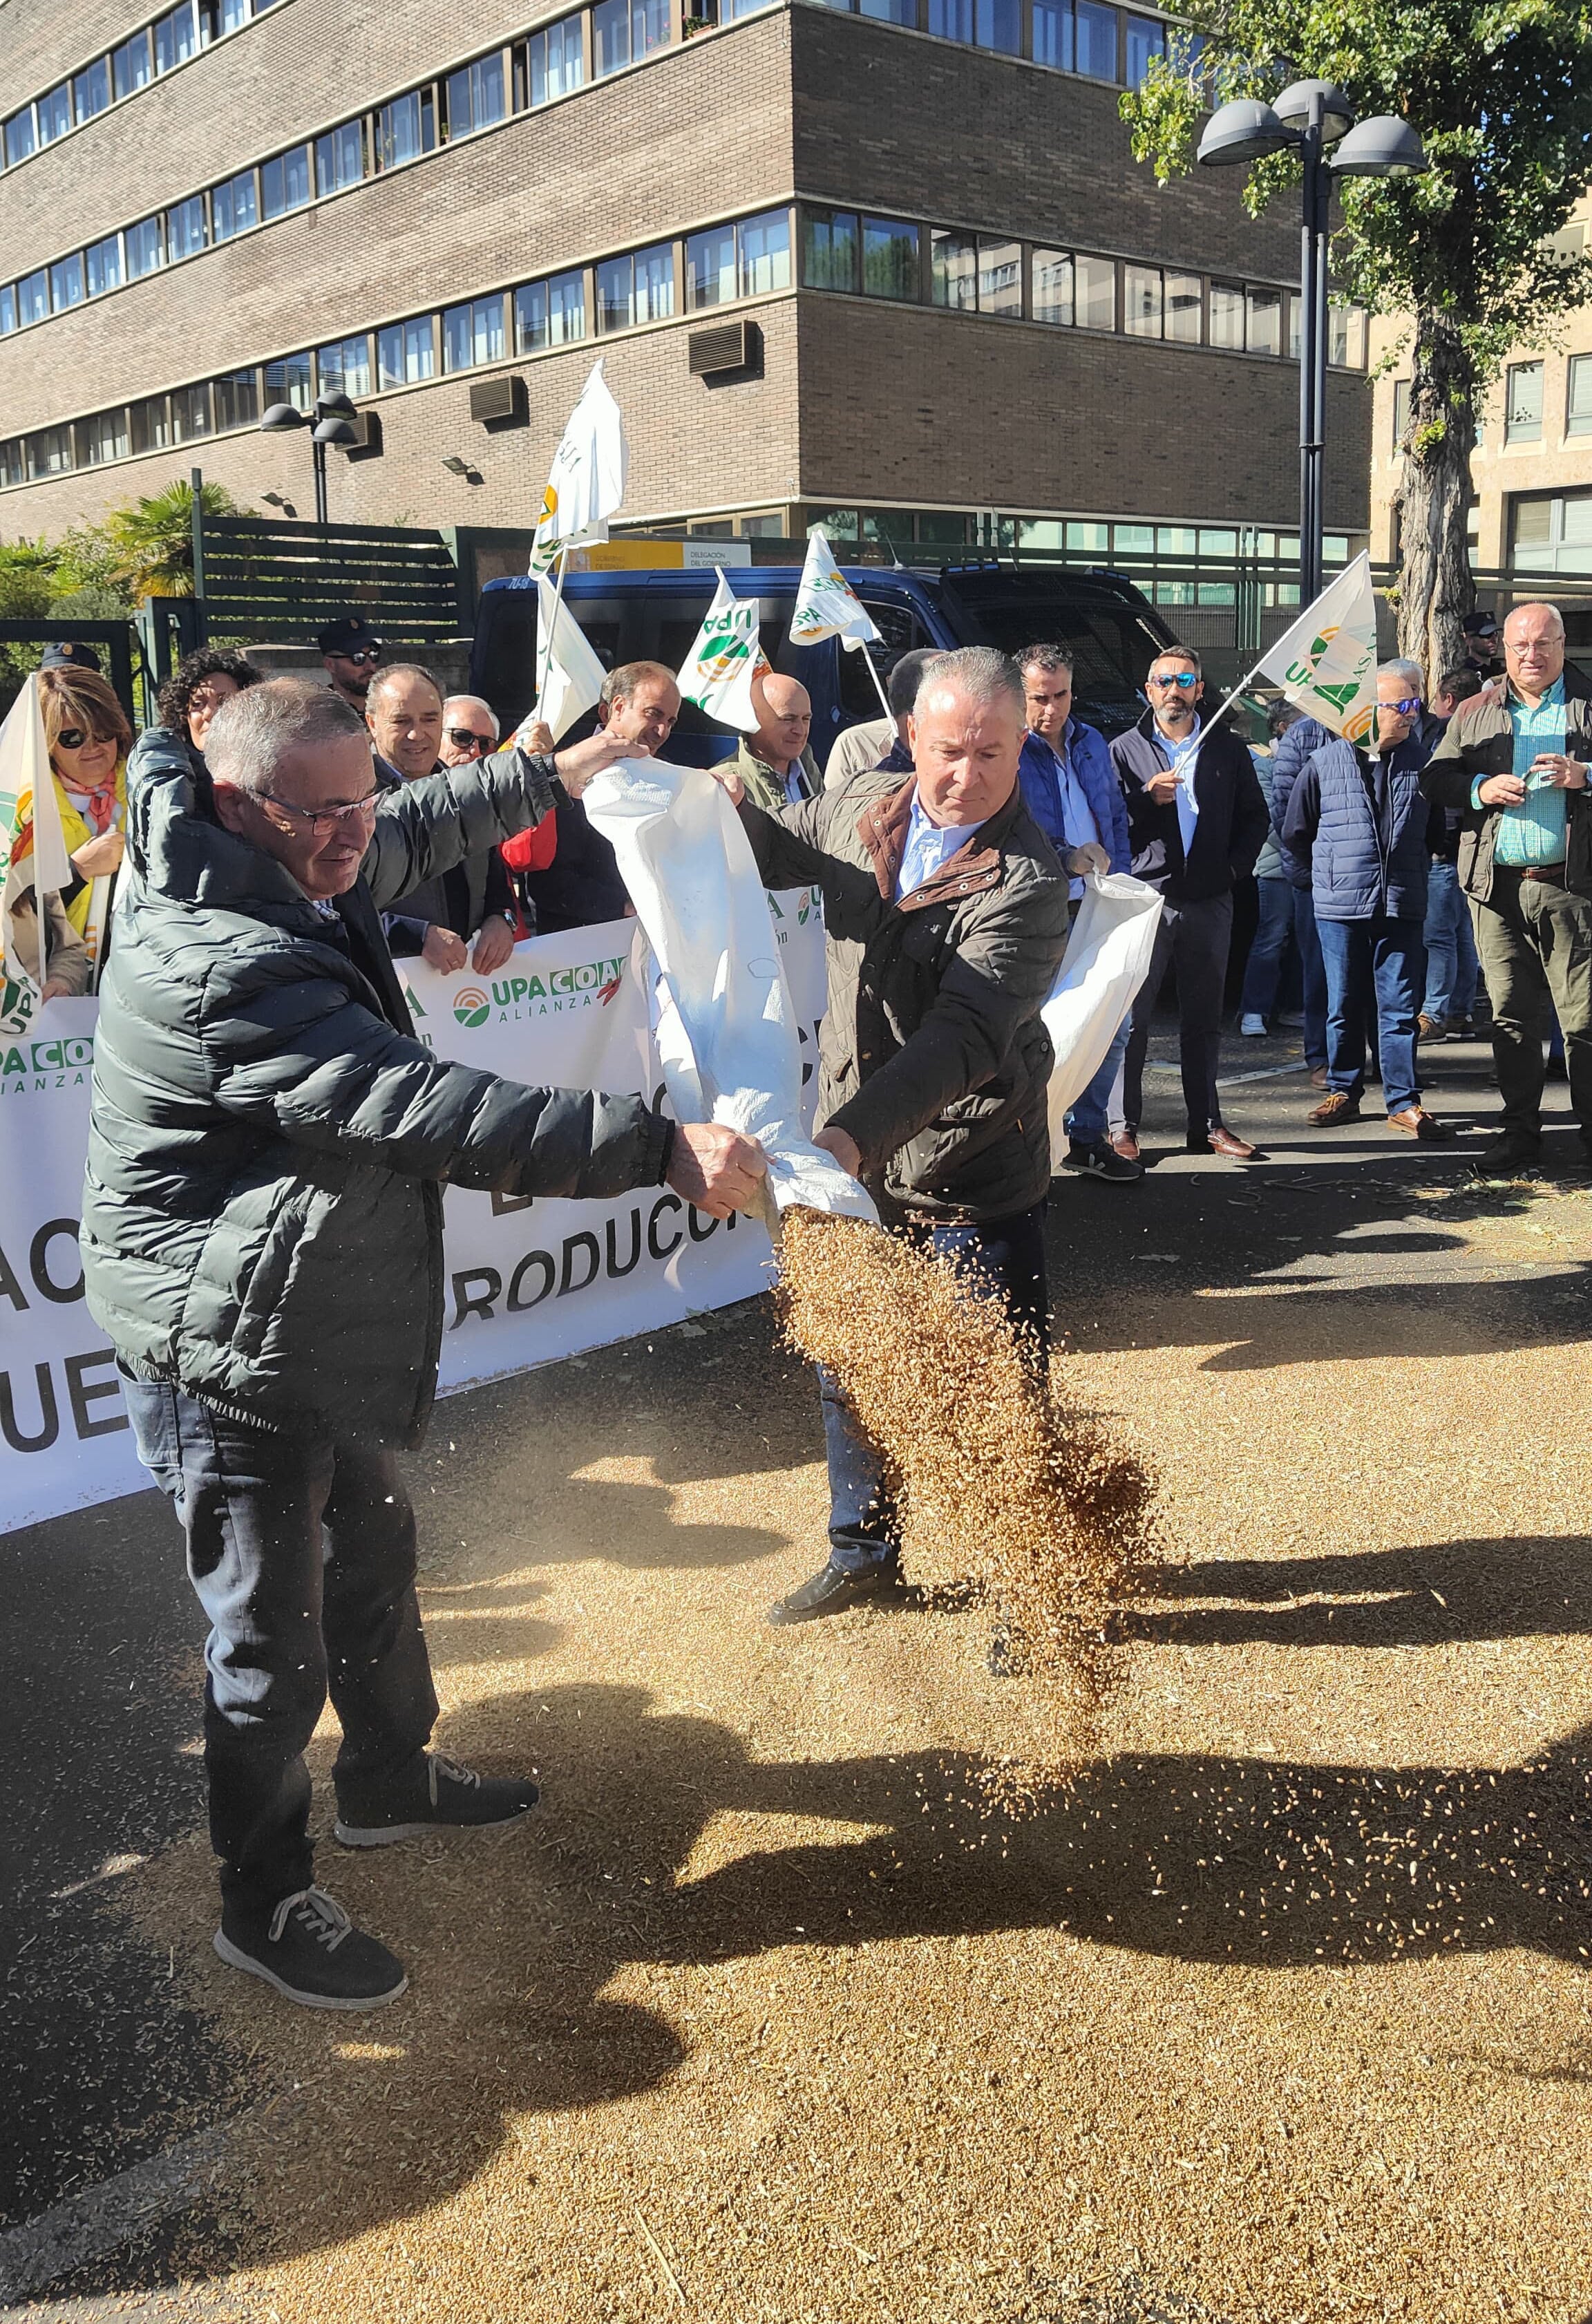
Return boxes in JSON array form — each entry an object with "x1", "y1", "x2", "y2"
[{"x1": 775, "y1": 1205, "x2": 1160, "y2": 1790}]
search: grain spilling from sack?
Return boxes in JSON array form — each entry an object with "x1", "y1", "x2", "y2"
[{"x1": 776, "y1": 1205, "x2": 1159, "y2": 1794}]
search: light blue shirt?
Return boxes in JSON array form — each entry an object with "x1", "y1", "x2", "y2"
[
  {"x1": 1475, "y1": 677, "x2": 1569, "y2": 867},
  {"x1": 1048, "y1": 738, "x2": 1101, "y2": 900},
  {"x1": 782, "y1": 763, "x2": 811, "y2": 806},
  {"x1": 1161, "y1": 715, "x2": 1204, "y2": 855},
  {"x1": 896, "y1": 793, "x2": 978, "y2": 900}
]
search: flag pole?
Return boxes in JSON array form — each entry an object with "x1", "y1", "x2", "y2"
[
  {"x1": 857, "y1": 640, "x2": 893, "y2": 725},
  {"x1": 532, "y1": 545, "x2": 571, "y2": 727}
]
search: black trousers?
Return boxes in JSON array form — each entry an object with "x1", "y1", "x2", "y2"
[
  {"x1": 1123, "y1": 891, "x2": 1233, "y2": 1135},
  {"x1": 124, "y1": 1381, "x2": 439, "y2": 1912}
]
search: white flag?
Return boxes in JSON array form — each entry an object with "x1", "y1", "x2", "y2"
[
  {"x1": 789, "y1": 532, "x2": 882, "y2": 656},
  {"x1": 0, "y1": 674, "x2": 73, "y2": 992},
  {"x1": 1254, "y1": 554, "x2": 1381, "y2": 743},
  {"x1": 530, "y1": 360, "x2": 628, "y2": 575},
  {"x1": 676, "y1": 571, "x2": 770, "y2": 735},
  {"x1": 535, "y1": 574, "x2": 608, "y2": 742}
]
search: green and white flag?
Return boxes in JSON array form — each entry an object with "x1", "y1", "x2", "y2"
[
  {"x1": 789, "y1": 531, "x2": 881, "y2": 655},
  {"x1": 676, "y1": 570, "x2": 770, "y2": 734},
  {"x1": 0, "y1": 673, "x2": 72, "y2": 996},
  {"x1": 1255, "y1": 554, "x2": 1381, "y2": 744},
  {"x1": 535, "y1": 571, "x2": 608, "y2": 741}
]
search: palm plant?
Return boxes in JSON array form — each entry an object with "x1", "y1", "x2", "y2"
[{"x1": 105, "y1": 479, "x2": 240, "y2": 602}]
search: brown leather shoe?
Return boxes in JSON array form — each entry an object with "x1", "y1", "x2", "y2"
[
  {"x1": 1189, "y1": 1125, "x2": 1258, "y2": 1160},
  {"x1": 1111, "y1": 1129, "x2": 1140, "y2": 1164},
  {"x1": 1307, "y1": 1090, "x2": 1361, "y2": 1127},
  {"x1": 1387, "y1": 1105, "x2": 1455, "y2": 1142}
]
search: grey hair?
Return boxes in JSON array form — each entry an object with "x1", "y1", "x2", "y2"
[
  {"x1": 366, "y1": 661, "x2": 444, "y2": 710},
  {"x1": 915, "y1": 646, "x2": 1024, "y2": 718},
  {"x1": 1378, "y1": 656, "x2": 1424, "y2": 694},
  {"x1": 443, "y1": 692, "x2": 500, "y2": 741},
  {"x1": 1505, "y1": 599, "x2": 1566, "y2": 638},
  {"x1": 206, "y1": 677, "x2": 372, "y2": 795},
  {"x1": 1014, "y1": 641, "x2": 1075, "y2": 680}
]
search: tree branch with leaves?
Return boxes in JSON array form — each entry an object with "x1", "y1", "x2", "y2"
[{"x1": 1123, "y1": 0, "x2": 1592, "y2": 677}]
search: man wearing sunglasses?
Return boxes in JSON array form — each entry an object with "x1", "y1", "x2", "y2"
[
  {"x1": 1110, "y1": 647, "x2": 1269, "y2": 1161},
  {"x1": 1282, "y1": 661, "x2": 1453, "y2": 1142},
  {"x1": 82, "y1": 679, "x2": 764, "y2": 2013},
  {"x1": 316, "y1": 616, "x2": 383, "y2": 710}
]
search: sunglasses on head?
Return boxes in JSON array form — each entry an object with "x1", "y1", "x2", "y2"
[
  {"x1": 1148, "y1": 671, "x2": 1200, "y2": 690},
  {"x1": 445, "y1": 727, "x2": 492, "y2": 752}
]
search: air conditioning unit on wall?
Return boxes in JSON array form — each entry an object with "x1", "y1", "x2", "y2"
[
  {"x1": 469, "y1": 375, "x2": 528, "y2": 426},
  {"x1": 689, "y1": 320, "x2": 760, "y2": 378}
]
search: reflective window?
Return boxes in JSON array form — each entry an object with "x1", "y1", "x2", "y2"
[
  {"x1": 858, "y1": 0, "x2": 917, "y2": 19},
  {"x1": 82, "y1": 408, "x2": 129, "y2": 464},
  {"x1": 171, "y1": 383, "x2": 211, "y2": 441},
  {"x1": 377, "y1": 318, "x2": 436, "y2": 386},
  {"x1": 802, "y1": 208, "x2": 859, "y2": 292},
  {"x1": 167, "y1": 193, "x2": 208, "y2": 259},
  {"x1": 514, "y1": 271, "x2": 586, "y2": 352},
  {"x1": 260, "y1": 146, "x2": 311, "y2": 218},
  {"x1": 862, "y1": 216, "x2": 920, "y2": 300},
  {"x1": 1032, "y1": 247, "x2": 1072, "y2": 325},
  {"x1": 213, "y1": 369, "x2": 259, "y2": 428},
  {"x1": 1166, "y1": 271, "x2": 1201, "y2": 342},
  {"x1": 596, "y1": 243, "x2": 674, "y2": 330},
  {"x1": 1124, "y1": 14, "x2": 1163, "y2": 84},
  {"x1": 1124, "y1": 263, "x2": 1162, "y2": 337},
  {"x1": 978, "y1": 238, "x2": 1022, "y2": 316},
  {"x1": 593, "y1": 0, "x2": 669, "y2": 75},
  {"x1": 212, "y1": 169, "x2": 257, "y2": 239},
  {"x1": 1569, "y1": 355, "x2": 1592, "y2": 438},
  {"x1": 739, "y1": 209, "x2": 790, "y2": 296},
  {"x1": 376, "y1": 91, "x2": 435, "y2": 169},
  {"x1": 263, "y1": 352, "x2": 312, "y2": 410},
  {"x1": 1329, "y1": 303, "x2": 1367, "y2": 368},
  {"x1": 446, "y1": 53, "x2": 506, "y2": 138},
  {"x1": 0, "y1": 287, "x2": 15, "y2": 337},
  {"x1": 442, "y1": 294, "x2": 507, "y2": 370},
  {"x1": 112, "y1": 32, "x2": 154, "y2": 99},
  {"x1": 720, "y1": 0, "x2": 775, "y2": 18},
  {"x1": 73, "y1": 58, "x2": 112, "y2": 120},
  {"x1": 154, "y1": 2, "x2": 200, "y2": 72},
  {"x1": 129, "y1": 395, "x2": 171, "y2": 453},
  {"x1": 37, "y1": 85, "x2": 73, "y2": 144},
  {"x1": 29, "y1": 425, "x2": 75, "y2": 475},
  {"x1": 3, "y1": 110, "x2": 37, "y2": 167},
  {"x1": 1209, "y1": 281, "x2": 1243, "y2": 349},
  {"x1": 931, "y1": 231, "x2": 977, "y2": 312},
  {"x1": 18, "y1": 270, "x2": 50, "y2": 325},
  {"x1": 686, "y1": 224, "x2": 736, "y2": 311},
  {"x1": 1033, "y1": 0, "x2": 1117, "y2": 74},
  {"x1": 1506, "y1": 361, "x2": 1544, "y2": 443},
  {"x1": 927, "y1": 0, "x2": 1019, "y2": 50},
  {"x1": 1247, "y1": 284, "x2": 1282, "y2": 357},
  {"x1": 318, "y1": 334, "x2": 371, "y2": 396},
  {"x1": 50, "y1": 254, "x2": 86, "y2": 312},
  {"x1": 0, "y1": 440, "x2": 22, "y2": 486},
  {"x1": 316, "y1": 121, "x2": 365, "y2": 193},
  {"x1": 200, "y1": 0, "x2": 250, "y2": 35},
  {"x1": 528, "y1": 14, "x2": 585, "y2": 102},
  {"x1": 126, "y1": 217, "x2": 165, "y2": 277},
  {"x1": 1075, "y1": 253, "x2": 1115, "y2": 329}
]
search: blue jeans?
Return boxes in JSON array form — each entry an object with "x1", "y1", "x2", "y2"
[
  {"x1": 820, "y1": 1204, "x2": 1050, "y2": 1572},
  {"x1": 1422, "y1": 860, "x2": 1478, "y2": 1023},
  {"x1": 1065, "y1": 1010, "x2": 1133, "y2": 1146},
  {"x1": 1315, "y1": 914, "x2": 1425, "y2": 1115},
  {"x1": 1291, "y1": 887, "x2": 1328, "y2": 1068},
  {"x1": 1238, "y1": 878, "x2": 1294, "y2": 1020},
  {"x1": 122, "y1": 1380, "x2": 439, "y2": 1911}
]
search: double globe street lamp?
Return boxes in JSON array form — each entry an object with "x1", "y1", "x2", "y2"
[
  {"x1": 1197, "y1": 81, "x2": 1426, "y2": 601},
  {"x1": 258, "y1": 389, "x2": 365, "y2": 527}
]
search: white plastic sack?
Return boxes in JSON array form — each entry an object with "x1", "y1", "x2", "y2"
[
  {"x1": 1041, "y1": 870, "x2": 1164, "y2": 1149},
  {"x1": 583, "y1": 762, "x2": 877, "y2": 1228}
]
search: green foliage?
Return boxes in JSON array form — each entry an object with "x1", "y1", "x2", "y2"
[
  {"x1": 0, "y1": 531, "x2": 135, "y2": 712},
  {"x1": 104, "y1": 478, "x2": 240, "y2": 603}
]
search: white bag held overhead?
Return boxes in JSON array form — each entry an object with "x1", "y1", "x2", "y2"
[
  {"x1": 1041, "y1": 870, "x2": 1164, "y2": 1147},
  {"x1": 583, "y1": 762, "x2": 877, "y2": 1227}
]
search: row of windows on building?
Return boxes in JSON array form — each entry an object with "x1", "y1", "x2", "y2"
[
  {"x1": 0, "y1": 0, "x2": 1192, "y2": 339},
  {"x1": 3, "y1": 0, "x2": 283, "y2": 171},
  {"x1": 0, "y1": 200, "x2": 1370, "y2": 489},
  {"x1": 1392, "y1": 359, "x2": 1592, "y2": 456}
]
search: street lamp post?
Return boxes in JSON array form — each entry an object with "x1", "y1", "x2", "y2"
[
  {"x1": 1197, "y1": 82, "x2": 1427, "y2": 602},
  {"x1": 258, "y1": 390, "x2": 362, "y2": 526}
]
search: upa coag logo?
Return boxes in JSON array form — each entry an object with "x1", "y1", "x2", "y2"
[
  {"x1": 488, "y1": 955, "x2": 626, "y2": 1019},
  {"x1": 452, "y1": 987, "x2": 491, "y2": 1029}
]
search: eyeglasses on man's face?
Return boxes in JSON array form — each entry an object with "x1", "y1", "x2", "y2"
[
  {"x1": 1148, "y1": 671, "x2": 1200, "y2": 690},
  {"x1": 445, "y1": 727, "x2": 494, "y2": 753},
  {"x1": 258, "y1": 788, "x2": 381, "y2": 837}
]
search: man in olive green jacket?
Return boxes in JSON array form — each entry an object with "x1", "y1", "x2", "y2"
[
  {"x1": 1421, "y1": 600, "x2": 1592, "y2": 1171},
  {"x1": 719, "y1": 647, "x2": 1070, "y2": 1625},
  {"x1": 721, "y1": 672, "x2": 822, "y2": 811}
]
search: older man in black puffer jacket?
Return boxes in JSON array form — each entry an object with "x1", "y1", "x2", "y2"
[{"x1": 83, "y1": 679, "x2": 763, "y2": 2011}]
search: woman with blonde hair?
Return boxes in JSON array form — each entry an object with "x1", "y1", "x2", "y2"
[{"x1": 37, "y1": 661, "x2": 134, "y2": 984}]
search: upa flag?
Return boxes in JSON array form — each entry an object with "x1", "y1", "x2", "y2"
[
  {"x1": 0, "y1": 673, "x2": 73, "y2": 992},
  {"x1": 789, "y1": 531, "x2": 882, "y2": 656},
  {"x1": 536, "y1": 572, "x2": 608, "y2": 741},
  {"x1": 1254, "y1": 554, "x2": 1381, "y2": 743},
  {"x1": 530, "y1": 360, "x2": 627, "y2": 574},
  {"x1": 676, "y1": 571, "x2": 770, "y2": 734}
]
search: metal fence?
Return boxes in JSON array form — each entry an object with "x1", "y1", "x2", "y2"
[{"x1": 193, "y1": 516, "x2": 467, "y2": 646}]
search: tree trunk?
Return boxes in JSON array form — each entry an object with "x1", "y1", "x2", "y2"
[{"x1": 1395, "y1": 312, "x2": 1477, "y2": 685}]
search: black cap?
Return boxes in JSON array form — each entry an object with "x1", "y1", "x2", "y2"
[
  {"x1": 1462, "y1": 610, "x2": 1499, "y2": 639},
  {"x1": 39, "y1": 641, "x2": 103, "y2": 673},
  {"x1": 316, "y1": 616, "x2": 383, "y2": 656}
]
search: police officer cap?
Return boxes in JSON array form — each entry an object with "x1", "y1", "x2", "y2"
[
  {"x1": 316, "y1": 616, "x2": 384, "y2": 656},
  {"x1": 39, "y1": 641, "x2": 104, "y2": 673}
]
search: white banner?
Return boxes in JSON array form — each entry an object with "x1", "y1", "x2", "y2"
[{"x1": 0, "y1": 899, "x2": 826, "y2": 1533}]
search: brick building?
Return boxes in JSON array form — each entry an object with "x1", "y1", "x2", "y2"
[{"x1": 0, "y1": 0, "x2": 1372, "y2": 563}]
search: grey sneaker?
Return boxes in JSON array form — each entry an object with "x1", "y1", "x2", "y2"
[
  {"x1": 214, "y1": 1886, "x2": 407, "y2": 2011},
  {"x1": 334, "y1": 1751, "x2": 540, "y2": 1848}
]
